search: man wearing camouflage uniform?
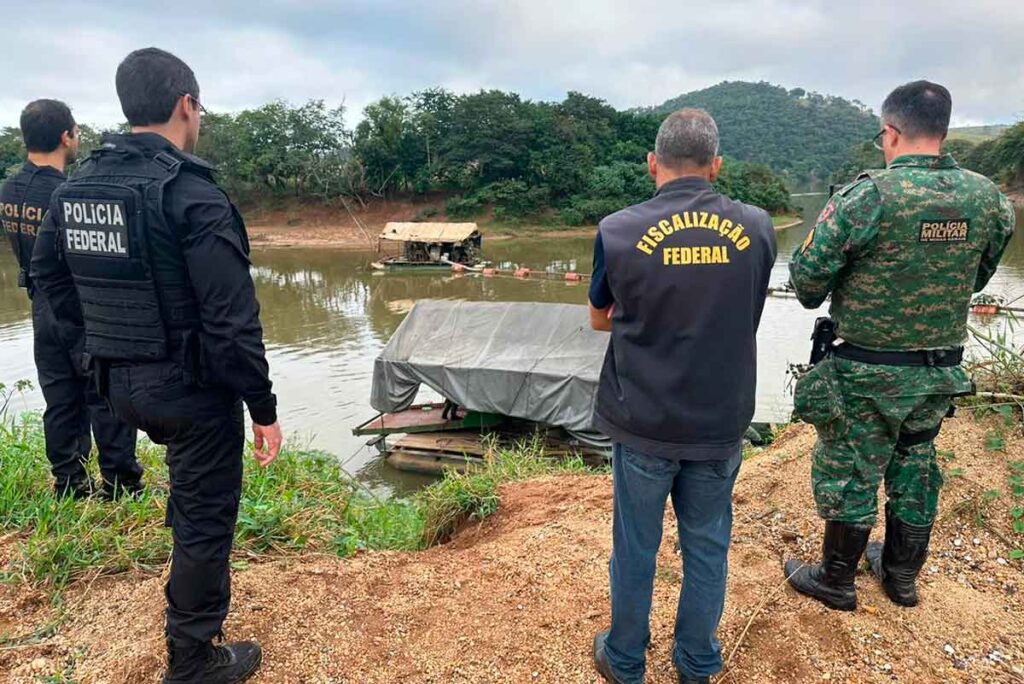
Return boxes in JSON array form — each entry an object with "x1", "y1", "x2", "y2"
[{"x1": 783, "y1": 81, "x2": 1015, "y2": 611}]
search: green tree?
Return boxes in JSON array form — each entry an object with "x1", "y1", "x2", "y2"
[
  {"x1": 714, "y1": 158, "x2": 792, "y2": 213},
  {"x1": 439, "y1": 90, "x2": 535, "y2": 188},
  {"x1": 207, "y1": 100, "x2": 348, "y2": 200},
  {"x1": 353, "y1": 96, "x2": 419, "y2": 195},
  {"x1": 993, "y1": 122, "x2": 1024, "y2": 186},
  {"x1": 0, "y1": 127, "x2": 24, "y2": 179}
]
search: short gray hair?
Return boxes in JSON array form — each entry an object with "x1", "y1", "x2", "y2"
[{"x1": 655, "y1": 108, "x2": 720, "y2": 169}]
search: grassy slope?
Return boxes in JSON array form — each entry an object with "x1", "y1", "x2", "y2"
[{"x1": 0, "y1": 412, "x2": 591, "y2": 593}]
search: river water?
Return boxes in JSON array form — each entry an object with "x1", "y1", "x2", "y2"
[{"x1": 2, "y1": 201, "x2": 1022, "y2": 493}]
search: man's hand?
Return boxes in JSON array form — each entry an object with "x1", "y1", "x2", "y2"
[
  {"x1": 252, "y1": 421, "x2": 283, "y2": 467},
  {"x1": 589, "y1": 302, "x2": 614, "y2": 332}
]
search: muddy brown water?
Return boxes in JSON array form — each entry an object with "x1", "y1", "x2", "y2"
[{"x1": 2, "y1": 201, "x2": 1022, "y2": 493}]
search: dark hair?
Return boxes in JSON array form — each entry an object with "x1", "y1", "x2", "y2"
[
  {"x1": 115, "y1": 47, "x2": 199, "y2": 126},
  {"x1": 881, "y1": 80, "x2": 952, "y2": 140},
  {"x1": 20, "y1": 99, "x2": 76, "y2": 153}
]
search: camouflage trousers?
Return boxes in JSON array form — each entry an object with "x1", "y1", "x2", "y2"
[{"x1": 793, "y1": 355, "x2": 971, "y2": 527}]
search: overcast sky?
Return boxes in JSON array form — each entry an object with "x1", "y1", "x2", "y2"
[{"x1": 1, "y1": 0, "x2": 1021, "y2": 129}]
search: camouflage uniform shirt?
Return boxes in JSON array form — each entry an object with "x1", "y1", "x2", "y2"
[
  {"x1": 788, "y1": 155, "x2": 1015, "y2": 526},
  {"x1": 791, "y1": 154, "x2": 1015, "y2": 351}
]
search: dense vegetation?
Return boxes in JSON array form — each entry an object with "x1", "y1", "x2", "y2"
[
  {"x1": 8, "y1": 81, "x2": 1015, "y2": 224},
  {"x1": 1, "y1": 88, "x2": 797, "y2": 225},
  {"x1": 831, "y1": 121, "x2": 1024, "y2": 189},
  {"x1": 643, "y1": 81, "x2": 880, "y2": 183}
]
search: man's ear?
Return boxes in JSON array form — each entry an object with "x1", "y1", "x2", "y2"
[
  {"x1": 708, "y1": 156, "x2": 723, "y2": 182},
  {"x1": 647, "y1": 152, "x2": 658, "y2": 180},
  {"x1": 176, "y1": 93, "x2": 193, "y2": 121},
  {"x1": 60, "y1": 129, "x2": 74, "y2": 148}
]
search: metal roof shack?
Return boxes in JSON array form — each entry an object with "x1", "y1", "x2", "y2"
[{"x1": 379, "y1": 222, "x2": 480, "y2": 244}]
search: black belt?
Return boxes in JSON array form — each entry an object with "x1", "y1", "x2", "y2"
[{"x1": 832, "y1": 343, "x2": 963, "y2": 367}]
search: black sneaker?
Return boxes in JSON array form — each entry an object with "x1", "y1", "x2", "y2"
[{"x1": 164, "y1": 639, "x2": 262, "y2": 684}]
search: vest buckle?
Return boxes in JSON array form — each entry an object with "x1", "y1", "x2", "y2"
[{"x1": 153, "y1": 152, "x2": 181, "y2": 172}]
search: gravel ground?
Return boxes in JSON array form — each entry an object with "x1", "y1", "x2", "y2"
[{"x1": 2, "y1": 416, "x2": 1023, "y2": 683}]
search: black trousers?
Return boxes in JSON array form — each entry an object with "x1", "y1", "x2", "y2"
[
  {"x1": 32, "y1": 296, "x2": 140, "y2": 487},
  {"x1": 107, "y1": 361, "x2": 244, "y2": 645}
]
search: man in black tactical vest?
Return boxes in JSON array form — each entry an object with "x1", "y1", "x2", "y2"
[
  {"x1": 0, "y1": 99, "x2": 140, "y2": 499},
  {"x1": 31, "y1": 49, "x2": 282, "y2": 684},
  {"x1": 588, "y1": 109, "x2": 777, "y2": 684}
]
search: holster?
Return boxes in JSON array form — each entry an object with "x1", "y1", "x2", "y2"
[
  {"x1": 896, "y1": 423, "x2": 943, "y2": 449},
  {"x1": 809, "y1": 316, "x2": 837, "y2": 365}
]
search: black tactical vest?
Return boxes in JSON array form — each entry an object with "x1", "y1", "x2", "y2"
[{"x1": 54, "y1": 146, "x2": 201, "y2": 362}]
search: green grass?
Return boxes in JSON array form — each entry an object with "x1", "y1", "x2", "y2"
[
  {"x1": 418, "y1": 436, "x2": 591, "y2": 545},
  {"x1": 0, "y1": 402, "x2": 595, "y2": 593},
  {"x1": 0, "y1": 411, "x2": 425, "y2": 589}
]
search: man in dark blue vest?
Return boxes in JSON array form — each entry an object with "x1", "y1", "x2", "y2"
[
  {"x1": 0, "y1": 99, "x2": 140, "y2": 499},
  {"x1": 32, "y1": 49, "x2": 281, "y2": 683},
  {"x1": 589, "y1": 109, "x2": 777, "y2": 684}
]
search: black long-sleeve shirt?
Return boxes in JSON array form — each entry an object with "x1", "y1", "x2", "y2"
[{"x1": 30, "y1": 133, "x2": 277, "y2": 425}]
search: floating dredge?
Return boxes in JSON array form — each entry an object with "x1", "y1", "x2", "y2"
[
  {"x1": 354, "y1": 300, "x2": 612, "y2": 474},
  {"x1": 370, "y1": 222, "x2": 484, "y2": 272}
]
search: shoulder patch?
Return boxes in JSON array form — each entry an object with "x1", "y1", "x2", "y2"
[
  {"x1": 919, "y1": 219, "x2": 970, "y2": 243},
  {"x1": 800, "y1": 227, "x2": 816, "y2": 253},
  {"x1": 815, "y1": 200, "x2": 838, "y2": 225}
]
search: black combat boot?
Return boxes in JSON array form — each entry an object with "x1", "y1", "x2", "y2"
[
  {"x1": 163, "y1": 638, "x2": 262, "y2": 684},
  {"x1": 99, "y1": 476, "x2": 144, "y2": 502},
  {"x1": 677, "y1": 673, "x2": 710, "y2": 684},
  {"x1": 54, "y1": 474, "x2": 96, "y2": 500},
  {"x1": 865, "y1": 505, "x2": 932, "y2": 607},
  {"x1": 784, "y1": 521, "x2": 871, "y2": 611}
]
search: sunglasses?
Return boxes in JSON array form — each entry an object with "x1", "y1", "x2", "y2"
[
  {"x1": 179, "y1": 91, "x2": 208, "y2": 116},
  {"x1": 872, "y1": 124, "x2": 901, "y2": 151}
]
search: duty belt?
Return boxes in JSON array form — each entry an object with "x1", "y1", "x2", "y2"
[{"x1": 832, "y1": 343, "x2": 963, "y2": 367}]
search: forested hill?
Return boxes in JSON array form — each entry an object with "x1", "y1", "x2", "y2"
[{"x1": 643, "y1": 81, "x2": 879, "y2": 182}]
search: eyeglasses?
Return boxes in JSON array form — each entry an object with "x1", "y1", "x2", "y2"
[
  {"x1": 872, "y1": 124, "x2": 901, "y2": 151},
  {"x1": 179, "y1": 91, "x2": 208, "y2": 116}
]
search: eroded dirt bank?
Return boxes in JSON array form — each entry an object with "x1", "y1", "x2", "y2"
[{"x1": 3, "y1": 418, "x2": 1023, "y2": 683}]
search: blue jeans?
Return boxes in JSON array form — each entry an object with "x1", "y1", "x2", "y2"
[{"x1": 606, "y1": 443, "x2": 742, "y2": 682}]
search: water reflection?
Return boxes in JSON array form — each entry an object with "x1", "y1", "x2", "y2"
[{"x1": 1, "y1": 202, "x2": 1021, "y2": 494}]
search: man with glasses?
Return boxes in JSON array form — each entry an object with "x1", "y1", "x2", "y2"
[
  {"x1": 0, "y1": 99, "x2": 141, "y2": 499},
  {"x1": 32, "y1": 48, "x2": 281, "y2": 683},
  {"x1": 784, "y1": 81, "x2": 1015, "y2": 611}
]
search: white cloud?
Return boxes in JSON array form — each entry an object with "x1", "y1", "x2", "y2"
[{"x1": 0, "y1": 0, "x2": 1020, "y2": 128}]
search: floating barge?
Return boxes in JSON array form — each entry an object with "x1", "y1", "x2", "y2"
[
  {"x1": 355, "y1": 404, "x2": 608, "y2": 475},
  {"x1": 355, "y1": 300, "x2": 612, "y2": 474},
  {"x1": 370, "y1": 222, "x2": 484, "y2": 272}
]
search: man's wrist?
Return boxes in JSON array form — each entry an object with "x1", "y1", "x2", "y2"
[{"x1": 247, "y1": 393, "x2": 278, "y2": 426}]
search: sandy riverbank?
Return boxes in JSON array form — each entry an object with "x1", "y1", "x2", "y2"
[{"x1": 245, "y1": 200, "x2": 803, "y2": 249}]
